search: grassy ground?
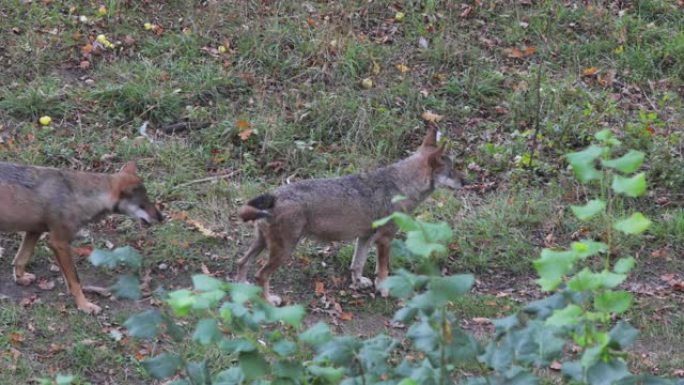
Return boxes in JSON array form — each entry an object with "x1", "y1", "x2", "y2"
[{"x1": 1, "y1": 0, "x2": 683, "y2": 383}]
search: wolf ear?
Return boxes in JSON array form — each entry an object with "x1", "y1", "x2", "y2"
[
  {"x1": 120, "y1": 161, "x2": 137, "y2": 175},
  {"x1": 421, "y1": 126, "x2": 438, "y2": 149},
  {"x1": 427, "y1": 142, "x2": 446, "y2": 169}
]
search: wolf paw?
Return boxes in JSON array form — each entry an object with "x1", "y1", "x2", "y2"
[
  {"x1": 78, "y1": 301, "x2": 102, "y2": 315},
  {"x1": 350, "y1": 276, "x2": 374, "y2": 290},
  {"x1": 266, "y1": 294, "x2": 282, "y2": 307},
  {"x1": 375, "y1": 278, "x2": 390, "y2": 298},
  {"x1": 15, "y1": 272, "x2": 36, "y2": 286}
]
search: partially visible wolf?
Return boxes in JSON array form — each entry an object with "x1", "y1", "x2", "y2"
[
  {"x1": 0, "y1": 161, "x2": 162, "y2": 314},
  {"x1": 237, "y1": 127, "x2": 466, "y2": 305}
]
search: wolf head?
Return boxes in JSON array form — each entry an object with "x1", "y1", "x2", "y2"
[
  {"x1": 112, "y1": 161, "x2": 163, "y2": 225},
  {"x1": 419, "y1": 127, "x2": 468, "y2": 191}
]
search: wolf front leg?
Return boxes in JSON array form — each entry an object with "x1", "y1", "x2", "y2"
[
  {"x1": 12, "y1": 231, "x2": 41, "y2": 286},
  {"x1": 374, "y1": 224, "x2": 397, "y2": 297},
  {"x1": 47, "y1": 234, "x2": 101, "y2": 314},
  {"x1": 349, "y1": 235, "x2": 374, "y2": 290}
]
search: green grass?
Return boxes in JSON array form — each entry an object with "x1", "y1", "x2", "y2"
[{"x1": 0, "y1": 0, "x2": 683, "y2": 382}]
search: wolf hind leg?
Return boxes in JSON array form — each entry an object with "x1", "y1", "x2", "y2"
[
  {"x1": 236, "y1": 227, "x2": 266, "y2": 282},
  {"x1": 349, "y1": 235, "x2": 374, "y2": 290},
  {"x1": 13, "y1": 231, "x2": 41, "y2": 286}
]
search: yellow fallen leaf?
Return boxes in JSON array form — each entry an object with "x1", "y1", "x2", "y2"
[
  {"x1": 582, "y1": 67, "x2": 599, "y2": 76},
  {"x1": 395, "y1": 63, "x2": 410, "y2": 73},
  {"x1": 421, "y1": 110, "x2": 443, "y2": 123}
]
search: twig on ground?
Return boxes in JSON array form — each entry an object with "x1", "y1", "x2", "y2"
[
  {"x1": 162, "y1": 121, "x2": 211, "y2": 134},
  {"x1": 172, "y1": 170, "x2": 240, "y2": 190}
]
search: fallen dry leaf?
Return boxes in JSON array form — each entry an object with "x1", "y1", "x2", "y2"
[
  {"x1": 10, "y1": 332, "x2": 24, "y2": 346},
  {"x1": 315, "y1": 281, "x2": 325, "y2": 296},
  {"x1": 73, "y1": 245, "x2": 93, "y2": 257},
  {"x1": 471, "y1": 317, "x2": 491, "y2": 324},
  {"x1": 504, "y1": 46, "x2": 536, "y2": 58},
  {"x1": 339, "y1": 312, "x2": 353, "y2": 321},
  {"x1": 20, "y1": 294, "x2": 40, "y2": 308},
  {"x1": 421, "y1": 110, "x2": 443, "y2": 123},
  {"x1": 550, "y1": 361, "x2": 562, "y2": 371},
  {"x1": 236, "y1": 119, "x2": 251, "y2": 130},
  {"x1": 395, "y1": 63, "x2": 410, "y2": 73},
  {"x1": 239, "y1": 129, "x2": 254, "y2": 141},
  {"x1": 38, "y1": 278, "x2": 55, "y2": 291},
  {"x1": 582, "y1": 67, "x2": 600, "y2": 77}
]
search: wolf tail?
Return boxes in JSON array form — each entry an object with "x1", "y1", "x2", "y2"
[{"x1": 238, "y1": 193, "x2": 276, "y2": 222}]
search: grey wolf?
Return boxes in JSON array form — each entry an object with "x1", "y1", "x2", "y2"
[
  {"x1": 0, "y1": 161, "x2": 162, "y2": 314},
  {"x1": 236, "y1": 127, "x2": 466, "y2": 305}
]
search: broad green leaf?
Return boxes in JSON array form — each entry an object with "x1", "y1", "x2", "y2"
[
  {"x1": 299, "y1": 322, "x2": 332, "y2": 347},
  {"x1": 566, "y1": 145, "x2": 604, "y2": 183},
  {"x1": 405, "y1": 231, "x2": 447, "y2": 258},
  {"x1": 272, "y1": 340, "x2": 298, "y2": 357},
  {"x1": 315, "y1": 336, "x2": 360, "y2": 365},
  {"x1": 379, "y1": 275, "x2": 415, "y2": 299},
  {"x1": 268, "y1": 305, "x2": 305, "y2": 327},
  {"x1": 608, "y1": 321, "x2": 639, "y2": 349},
  {"x1": 393, "y1": 306, "x2": 418, "y2": 323},
  {"x1": 524, "y1": 293, "x2": 567, "y2": 320},
  {"x1": 229, "y1": 283, "x2": 262, "y2": 304},
  {"x1": 612, "y1": 173, "x2": 646, "y2": 197},
  {"x1": 561, "y1": 361, "x2": 583, "y2": 382},
  {"x1": 398, "y1": 379, "x2": 418, "y2": 385},
  {"x1": 308, "y1": 365, "x2": 343, "y2": 383},
  {"x1": 598, "y1": 271, "x2": 627, "y2": 289},
  {"x1": 192, "y1": 318, "x2": 221, "y2": 346},
  {"x1": 581, "y1": 343, "x2": 606, "y2": 368},
  {"x1": 163, "y1": 315, "x2": 185, "y2": 342},
  {"x1": 614, "y1": 257, "x2": 636, "y2": 274},
  {"x1": 427, "y1": 274, "x2": 474, "y2": 304},
  {"x1": 373, "y1": 212, "x2": 420, "y2": 231},
  {"x1": 192, "y1": 274, "x2": 225, "y2": 292},
  {"x1": 533, "y1": 249, "x2": 578, "y2": 291},
  {"x1": 601, "y1": 150, "x2": 645, "y2": 173},
  {"x1": 238, "y1": 351, "x2": 270, "y2": 380},
  {"x1": 273, "y1": 360, "x2": 304, "y2": 380},
  {"x1": 142, "y1": 353, "x2": 183, "y2": 379},
  {"x1": 213, "y1": 367, "x2": 245, "y2": 385},
  {"x1": 89, "y1": 246, "x2": 142, "y2": 269},
  {"x1": 186, "y1": 360, "x2": 210, "y2": 385},
  {"x1": 595, "y1": 290, "x2": 632, "y2": 313},
  {"x1": 193, "y1": 289, "x2": 226, "y2": 310},
  {"x1": 166, "y1": 289, "x2": 196, "y2": 316},
  {"x1": 124, "y1": 309, "x2": 162, "y2": 339},
  {"x1": 594, "y1": 129, "x2": 614, "y2": 142},
  {"x1": 567, "y1": 268, "x2": 603, "y2": 292},
  {"x1": 219, "y1": 338, "x2": 256, "y2": 354},
  {"x1": 55, "y1": 374, "x2": 75, "y2": 385},
  {"x1": 571, "y1": 199, "x2": 606, "y2": 221},
  {"x1": 546, "y1": 304, "x2": 583, "y2": 327},
  {"x1": 586, "y1": 359, "x2": 631, "y2": 385},
  {"x1": 614, "y1": 212, "x2": 652, "y2": 234},
  {"x1": 110, "y1": 275, "x2": 141, "y2": 300},
  {"x1": 358, "y1": 334, "x2": 397, "y2": 376},
  {"x1": 572, "y1": 240, "x2": 608, "y2": 259},
  {"x1": 492, "y1": 315, "x2": 519, "y2": 332},
  {"x1": 407, "y1": 318, "x2": 438, "y2": 353}
]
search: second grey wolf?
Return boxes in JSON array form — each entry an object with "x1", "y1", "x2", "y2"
[
  {"x1": 0, "y1": 161, "x2": 162, "y2": 314},
  {"x1": 237, "y1": 127, "x2": 466, "y2": 305}
]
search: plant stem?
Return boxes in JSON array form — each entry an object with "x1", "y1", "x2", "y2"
[{"x1": 440, "y1": 307, "x2": 447, "y2": 385}]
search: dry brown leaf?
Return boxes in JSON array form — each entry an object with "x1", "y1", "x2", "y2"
[
  {"x1": 504, "y1": 46, "x2": 536, "y2": 58},
  {"x1": 315, "y1": 281, "x2": 325, "y2": 296},
  {"x1": 306, "y1": 16, "x2": 316, "y2": 28},
  {"x1": 10, "y1": 332, "x2": 24, "y2": 346},
  {"x1": 421, "y1": 110, "x2": 443, "y2": 123},
  {"x1": 460, "y1": 5, "x2": 473, "y2": 17},
  {"x1": 79, "y1": 60, "x2": 90, "y2": 69},
  {"x1": 582, "y1": 67, "x2": 600, "y2": 77},
  {"x1": 236, "y1": 119, "x2": 251, "y2": 130},
  {"x1": 200, "y1": 263, "x2": 211, "y2": 275},
  {"x1": 395, "y1": 63, "x2": 410, "y2": 73},
  {"x1": 471, "y1": 317, "x2": 491, "y2": 324},
  {"x1": 239, "y1": 128, "x2": 254, "y2": 141},
  {"x1": 339, "y1": 312, "x2": 353, "y2": 321},
  {"x1": 38, "y1": 278, "x2": 55, "y2": 291},
  {"x1": 73, "y1": 245, "x2": 93, "y2": 257},
  {"x1": 81, "y1": 43, "x2": 93, "y2": 55},
  {"x1": 550, "y1": 361, "x2": 562, "y2": 371}
]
